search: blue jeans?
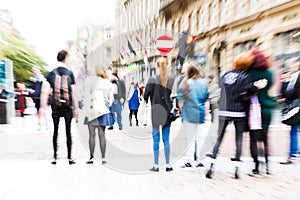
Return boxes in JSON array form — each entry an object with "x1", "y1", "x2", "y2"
[
  {"x1": 152, "y1": 123, "x2": 171, "y2": 165},
  {"x1": 111, "y1": 100, "x2": 123, "y2": 128},
  {"x1": 289, "y1": 125, "x2": 300, "y2": 158}
]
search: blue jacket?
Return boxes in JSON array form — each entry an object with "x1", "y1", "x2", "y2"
[
  {"x1": 128, "y1": 87, "x2": 140, "y2": 110},
  {"x1": 177, "y1": 78, "x2": 208, "y2": 123}
]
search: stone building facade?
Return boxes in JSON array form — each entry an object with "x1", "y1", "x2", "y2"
[
  {"x1": 113, "y1": 0, "x2": 300, "y2": 94},
  {"x1": 66, "y1": 24, "x2": 114, "y2": 76}
]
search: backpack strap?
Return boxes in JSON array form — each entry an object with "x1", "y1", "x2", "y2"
[{"x1": 53, "y1": 68, "x2": 72, "y2": 106}]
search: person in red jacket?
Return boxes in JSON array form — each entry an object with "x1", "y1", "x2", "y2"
[{"x1": 16, "y1": 82, "x2": 28, "y2": 118}]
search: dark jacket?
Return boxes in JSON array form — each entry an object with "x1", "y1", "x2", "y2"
[
  {"x1": 248, "y1": 69, "x2": 276, "y2": 130},
  {"x1": 112, "y1": 79, "x2": 126, "y2": 101},
  {"x1": 144, "y1": 75, "x2": 174, "y2": 126},
  {"x1": 282, "y1": 71, "x2": 300, "y2": 103},
  {"x1": 218, "y1": 70, "x2": 257, "y2": 120}
]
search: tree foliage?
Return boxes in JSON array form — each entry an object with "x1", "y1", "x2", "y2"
[{"x1": 0, "y1": 33, "x2": 47, "y2": 84}]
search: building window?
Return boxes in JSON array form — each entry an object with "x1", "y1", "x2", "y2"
[
  {"x1": 198, "y1": 9, "x2": 203, "y2": 32},
  {"x1": 250, "y1": 0, "x2": 259, "y2": 12},
  {"x1": 220, "y1": 0, "x2": 227, "y2": 24},
  {"x1": 235, "y1": 0, "x2": 244, "y2": 17},
  {"x1": 195, "y1": 10, "x2": 199, "y2": 32},
  {"x1": 106, "y1": 47, "x2": 112, "y2": 58},
  {"x1": 234, "y1": 39, "x2": 256, "y2": 57},
  {"x1": 209, "y1": 4, "x2": 215, "y2": 27},
  {"x1": 189, "y1": 13, "x2": 193, "y2": 34},
  {"x1": 274, "y1": 29, "x2": 300, "y2": 58},
  {"x1": 106, "y1": 30, "x2": 111, "y2": 39}
]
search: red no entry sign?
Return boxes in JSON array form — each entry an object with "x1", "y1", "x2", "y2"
[{"x1": 155, "y1": 35, "x2": 175, "y2": 56}]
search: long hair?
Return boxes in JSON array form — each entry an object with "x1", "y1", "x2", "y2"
[
  {"x1": 182, "y1": 66, "x2": 200, "y2": 93},
  {"x1": 250, "y1": 46, "x2": 270, "y2": 70},
  {"x1": 95, "y1": 66, "x2": 109, "y2": 79},
  {"x1": 156, "y1": 57, "x2": 168, "y2": 89},
  {"x1": 233, "y1": 51, "x2": 254, "y2": 71}
]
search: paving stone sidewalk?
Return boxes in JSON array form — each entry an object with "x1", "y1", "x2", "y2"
[{"x1": 0, "y1": 114, "x2": 300, "y2": 200}]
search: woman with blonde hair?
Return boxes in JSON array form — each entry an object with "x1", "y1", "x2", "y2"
[
  {"x1": 144, "y1": 57, "x2": 175, "y2": 172},
  {"x1": 206, "y1": 51, "x2": 267, "y2": 179},
  {"x1": 84, "y1": 66, "x2": 114, "y2": 164}
]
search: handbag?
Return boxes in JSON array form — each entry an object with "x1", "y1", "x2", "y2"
[
  {"x1": 281, "y1": 71, "x2": 300, "y2": 126},
  {"x1": 88, "y1": 78, "x2": 110, "y2": 121},
  {"x1": 154, "y1": 76, "x2": 178, "y2": 122},
  {"x1": 249, "y1": 94, "x2": 262, "y2": 130},
  {"x1": 168, "y1": 97, "x2": 179, "y2": 122},
  {"x1": 281, "y1": 98, "x2": 300, "y2": 126}
]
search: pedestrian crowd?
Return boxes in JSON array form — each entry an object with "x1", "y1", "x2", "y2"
[{"x1": 1, "y1": 47, "x2": 299, "y2": 179}]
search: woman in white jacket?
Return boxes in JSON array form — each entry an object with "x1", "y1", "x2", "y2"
[{"x1": 84, "y1": 66, "x2": 114, "y2": 164}]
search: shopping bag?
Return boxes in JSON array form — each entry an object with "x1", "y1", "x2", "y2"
[
  {"x1": 281, "y1": 99, "x2": 300, "y2": 126},
  {"x1": 249, "y1": 95, "x2": 262, "y2": 130}
]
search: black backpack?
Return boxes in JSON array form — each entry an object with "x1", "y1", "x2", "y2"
[{"x1": 51, "y1": 69, "x2": 72, "y2": 109}]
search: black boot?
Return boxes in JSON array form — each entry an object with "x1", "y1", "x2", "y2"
[
  {"x1": 234, "y1": 167, "x2": 239, "y2": 179},
  {"x1": 206, "y1": 163, "x2": 214, "y2": 179},
  {"x1": 266, "y1": 161, "x2": 270, "y2": 175},
  {"x1": 252, "y1": 160, "x2": 259, "y2": 174},
  {"x1": 129, "y1": 116, "x2": 132, "y2": 126}
]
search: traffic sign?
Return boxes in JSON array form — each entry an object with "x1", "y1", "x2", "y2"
[
  {"x1": 196, "y1": 54, "x2": 207, "y2": 66},
  {"x1": 155, "y1": 35, "x2": 175, "y2": 56}
]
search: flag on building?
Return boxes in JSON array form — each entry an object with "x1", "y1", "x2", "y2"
[
  {"x1": 118, "y1": 51, "x2": 124, "y2": 59},
  {"x1": 121, "y1": 43, "x2": 130, "y2": 58},
  {"x1": 128, "y1": 40, "x2": 136, "y2": 56},
  {"x1": 135, "y1": 33, "x2": 148, "y2": 54}
]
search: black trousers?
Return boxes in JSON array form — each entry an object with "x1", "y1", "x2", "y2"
[
  {"x1": 249, "y1": 130, "x2": 269, "y2": 163},
  {"x1": 52, "y1": 109, "x2": 73, "y2": 159},
  {"x1": 129, "y1": 110, "x2": 138, "y2": 122},
  {"x1": 212, "y1": 118, "x2": 247, "y2": 160}
]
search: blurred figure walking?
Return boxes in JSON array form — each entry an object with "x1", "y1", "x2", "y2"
[
  {"x1": 205, "y1": 51, "x2": 267, "y2": 179},
  {"x1": 144, "y1": 57, "x2": 175, "y2": 172},
  {"x1": 279, "y1": 58, "x2": 300, "y2": 164},
  {"x1": 84, "y1": 66, "x2": 114, "y2": 165},
  {"x1": 127, "y1": 82, "x2": 140, "y2": 126},
  {"x1": 247, "y1": 47, "x2": 276, "y2": 175},
  {"x1": 15, "y1": 82, "x2": 28, "y2": 118},
  {"x1": 40, "y1": 50, "x2": 78, "y2": 165},
  {"x1": 29, "y1": 66, "x2": 48, "y2": 130},
  {"x1": 177, "y1": 65, "x2": 209, "y2": 168},
  {"x1": 108, "y1": 70, "x2": 126, "y2": 130},
  {"x1": 206, "y1": 75, "x2": 220, "y2": 123}
]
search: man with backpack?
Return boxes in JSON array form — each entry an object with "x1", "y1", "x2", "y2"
[{"x1": 40, "y1": 50, "x2": 78, "y2": 165}]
